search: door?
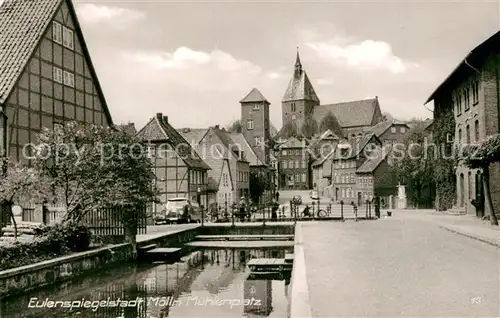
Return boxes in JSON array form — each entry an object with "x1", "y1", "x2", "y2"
[
  {"x1": 459, "y1": 173, "x2": 465, "y2": 207},
  {"x1": 357, "y1": 192, "x2": 362, "y2": 206},
  {"x1": 475, "y1": 172, "x2": 484, "y2": 217},
  {"x1": 335, "y1": 188, "x2": 339, "y2": 202}
]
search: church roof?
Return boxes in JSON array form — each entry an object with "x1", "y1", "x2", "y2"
[
  {"x1": 282, "y1": 52, "x2": 320, "y2": 103},
  {"x1": 240, "y1": 88, "x2": 269, "y2": 103},
  {"x1": 0, "y1": 0, "x2": 113, "y2": 124},
  {"x1": 314, "y1": 98, "x2": 380, "y2": 128},
  {"x1": 282, "y1": 71, "x2": 320, "y2": 103}
]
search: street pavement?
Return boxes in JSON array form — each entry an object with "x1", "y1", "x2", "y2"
[{"x1": 300, "y1": 213, "x2": 500, "y2": 317}]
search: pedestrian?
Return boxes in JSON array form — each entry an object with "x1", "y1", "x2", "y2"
[
  {"x1": 271, "y1": 200, "x2": 279, "y2": 220},
  {"x1": 275, "y1": 191, "x2": 280, "y2": 202},
  {"x1": 239, "y1": 197, "x2": 246, "y2": 222}
]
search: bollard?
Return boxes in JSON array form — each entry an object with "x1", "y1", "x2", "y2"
[
  {"x1": 231, "y1": 209, "x2": 235, "y2": 227},
  {"x1": 368, "y1": 201, "x2": 372, "y2": 219},
  {"x1": 365, "y1": 200, "x2": 369, "y2": 219},
  {"x1": 340, "y1": 200, "x2": 344, "y2": 221},
  {"x1": 201, "y1": 207, "x2": 205, "y2": 226},
  {"x1": 263, "y1": 205, "x2": 267, "y2": 226}
]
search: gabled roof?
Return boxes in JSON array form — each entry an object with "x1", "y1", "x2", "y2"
[
  {"x1": 333, "y1": 133, "x2": 380, "y2": 160},
  {"x1": 136, "y1": 113, "x2": 210, "y2": 170},
  {"x1": 280, "y1": 136, "x2": 304, "y2": 149},
  {"x1": 217, "y1": 159, "x2": 234, "y2": 190},
  {"x1": 178, "y1": 128, "x2": 209, "y2": 145},
  {"x1": 425, "y1": 31, "x2": 500, "y2": 104},
  {"x1": 211, "y1": 128, "x2": 249, "y2": 163},
  {"x1": 0, "y1": 0, "x2": 113, "y2": 125},
  {"x1": 314, "y1": 98, "x2": 380, "y2": 128},
  {"x1": 356, "y1": 145, "x2": 392, "y2": 173},
  {"x1": 367, "y1": 119, "x2": 410, "y2": 137},
  {"x1": 240, "y1": 88, "x2": 269, "y2": 104},
  {"x1": 229, "y1": 133, "x2": 267, "y2": 167}
]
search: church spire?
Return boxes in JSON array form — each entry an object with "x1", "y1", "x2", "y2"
[{"x1": 295, "y1": 46, "x2": 302, "y2": 75}]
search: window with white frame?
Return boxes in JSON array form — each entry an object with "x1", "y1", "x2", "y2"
[
  {"x1": 301, "y1": 173, "x2": 306, "y2": 182},
  {"x1": 391, "y1": 127, "x2": 396, "y2": 133},
  {"x1": 247, "y1": 120, "x2": 254, "y2": 130},
  {"x1": 289, "y1": 160, "x2": 294, "y2": 168},
  {"x1": 302, "y1": 160, "x2": 306, "y2": 169},
  {"x1": 253, "y1": 104, "x2": 260, "y2": 111},
  {"x1": 282, "y1": 150, "x2": 287, "y2": 156},
  {"x1": 283, "y1": 160, "x2": 288, "y2": 169},
  {"x1": 295, "y1": 160, "x2": 299, "y2": 169},
  {"x1": 400, "y1": 127, "x2": 406, "y2": 133},
  {"x1": 295, "y1": 174, "x2": 300, "y2": 182},
  {"x1": 62, "y1": 26, "x2": 74, "y2": 49},
  {"x1": 53, "y1": 67, "x2": 63, "y2": 83},
  {"x1": 52, "y1": 22, "x2": 62, "y2": 44},
  {"x1": 291, "y1": 103, "x2": 296, "y2": 112},
  {"x1": 342, "y1": 188, "x2": 346, "y2": 197},
  {"x1": 63, "y1": 70, "x2": 74, "y2": 87}
]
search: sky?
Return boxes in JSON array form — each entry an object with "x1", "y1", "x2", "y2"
[{"x1": 73, "y1": 0, "x2": 500, "y2": 130}]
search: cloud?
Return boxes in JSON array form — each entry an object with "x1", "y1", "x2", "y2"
[
  {"x1": 267, "y1": 72, "x2": 281, "y2": 79},
  {"x1": 122, "y1": 47, "x2": 261, "y2": 76},
  {"x1": 307, "y1": 39, "x2": 418, "y2": 74},
  {"x1": 76, "y1": 4, "x2": 145, "y2": 28}
]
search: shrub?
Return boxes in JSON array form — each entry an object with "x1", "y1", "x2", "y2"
[
  {"x1": 0, "y1": 237, "x2": 70, "y2": 271},
  {"x1": 34, "y1": 221, "x2": 92, "y2": 252}
]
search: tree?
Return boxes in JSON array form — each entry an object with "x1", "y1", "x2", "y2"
[
  {"x1": 0, "y1": 159, "x2": 49, "y2": 239},
  {"x1": 279, "y1": 120, "x2": 299, "y2": 139},
  {"x1": 33, "y1": 122, "x2": 158, "y2": 257},
  {"x1": 319, "y1": 111, "x2": 343, "y2": 137},
  {"x1": 227, "y1": 120, "x2": 242, "y2": 133},
  {"x1": 461, "y1": 134, "x2": 500, "y2": 226},
  {"x1": 249, "y1": 170, "x2": 271, "y2": 205},
  {"x1": 394, "y1": 121, "x2": 434, "y2": 208},
  {"x1": 301, "y1": 116, "x2": 319, "y2": 139}
]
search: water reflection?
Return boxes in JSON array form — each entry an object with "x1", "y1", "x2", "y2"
[{"x1": 0, "y1": 248, "x2": 292, "y2": 318}]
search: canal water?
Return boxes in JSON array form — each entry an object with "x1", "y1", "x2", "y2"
[{"x1": 0, "y1": 247, "x2": 292, "y2": 317}]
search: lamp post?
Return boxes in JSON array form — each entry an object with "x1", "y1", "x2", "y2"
[{"x1": 197, "y1": 187, "x2": 203, "y2": 226}]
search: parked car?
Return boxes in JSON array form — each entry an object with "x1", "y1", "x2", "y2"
[{"x1": 163, "y1": 198, "x2": 202, "y2": 224}]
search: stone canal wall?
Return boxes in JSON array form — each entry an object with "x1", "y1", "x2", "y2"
[
  {"x1": 0, "y1": 224, "x2": 296, "y2": 299},
  {"x1": 0, "y1": 243, "x2": 133, "y2": 300}
]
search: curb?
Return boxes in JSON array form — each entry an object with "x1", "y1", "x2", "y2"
[
  {"x1": 289, "y1": 223, "x2": 313, "y2": 318},
  {"x1": 439, "y1": 225, "x2": 500, "y2": 248}
]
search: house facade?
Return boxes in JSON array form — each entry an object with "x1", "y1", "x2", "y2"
[
  {"x1": 355, "y1": 146, "x2": 398, "y2": 206},
  {"x1": 330, "y1": 134, "x2": 385, "y2": 204},
  {"x1": 277, "y1": 137, "x2": 310, "y2": 190},
  {"x1": 181, "y1": 125, "x2": 251, "y2": 204},
  {"x1": 425, "y1": 31, "x2": 500, "y2": 217},
  {"x1": 367, "y1": 119, "x2": 410, "y2": 145},
  {"x1": 311, "y1": 130, "x2": 340, "y2": 195},
  {"x1": 0, "y1": 0, "x2": 113, "y2": 165},
  {"x1": 217, "y1": 159, "x2": 234, "y2": 208},
  {"x1": 136, "y1": 113, "x2": 211, "y2": 215}
]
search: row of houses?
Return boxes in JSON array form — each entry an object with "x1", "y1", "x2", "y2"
[{"x1": 0, "y1": 0, "x2": 275, "y2": 218}]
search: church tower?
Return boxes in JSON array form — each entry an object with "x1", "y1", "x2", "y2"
[
  {"x1": 240, "y1": 88, "x2": 271, "y2": 163},
  {"x1": 282, "y1": 49, "x2": 320, "y2": 124}
]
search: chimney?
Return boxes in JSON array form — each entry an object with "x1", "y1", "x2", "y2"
[
  {"x1": 163, "y1": 115, "x2": 168, "y2": 123},
  {"x1": 215, "y1": 125, "x2": 220, "y2": 130},
  {"x1": 375, "y1": 96, "x2": 378, "y2": 100},
  {"x1": 156, "y1": 113, "x2": 162, "y2": 120}
]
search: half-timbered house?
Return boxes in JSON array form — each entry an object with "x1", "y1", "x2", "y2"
[
  {"x1": 136, "y1": 113, "x2": 211, "y2": 215},
  {"x1": 0, "y1": 0, "x2": 114, "y2": 165}
]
